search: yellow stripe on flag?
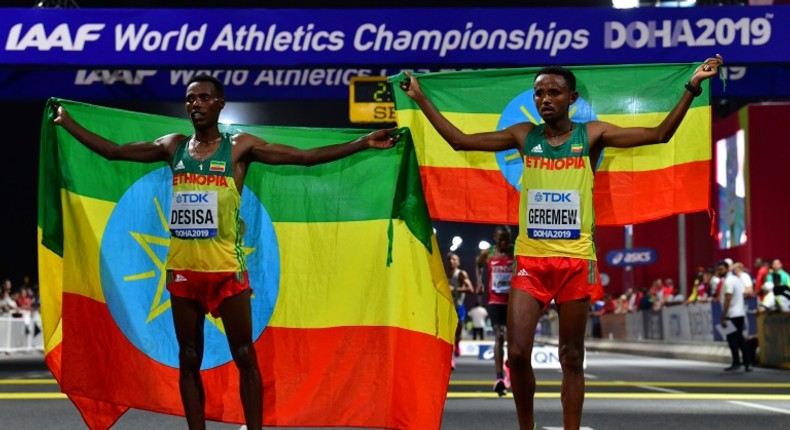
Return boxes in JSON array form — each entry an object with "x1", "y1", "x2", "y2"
[
  {"x1": 62, "y1": 191, "x2": 114, "y2": 303},
  {"x1": 598, "y1": 106, "x2": 711, "y2": 172},
  {"x1": 37, "y1": 228, "x2": 63, "y2": 355},
  {"x1": 398, "y1": 109, "x2": 501, "y2": 170},
  {"x1": 270, "y1": 219, "x2": 455, "y2": 342}
]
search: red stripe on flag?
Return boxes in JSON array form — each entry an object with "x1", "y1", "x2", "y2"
[
  {"x1": 419, "y1": 166, "x2": 520, "y2": 224},
  {"x1": 421, "y1": 161, "x2": 710, "y2": 226},
  {"x1": 61, "y1": 293, "x2": 451, "y2": 429},
  {"x1": 261, "y1": 326, "x2": 451, "y2": 429},
  {"x1": 46, "y1": 343, "x2": 129, "y2": 430},
  {"x1": 593, "y1": 160, "x2": 711, "y2": 226}
]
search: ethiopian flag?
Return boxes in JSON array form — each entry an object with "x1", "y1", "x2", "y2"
[
  {"x1": 38, "y1": 99, "x2": 455, "y2": 430},
  {"x1": 390, "y1": 64, "x2": 711, "y2": 226}
]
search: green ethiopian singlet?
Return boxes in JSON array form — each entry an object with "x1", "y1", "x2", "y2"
[
  {"x1": 166, "y1": 134, "x2": 246, "y2": 272},
  {"x1": 514, "y1": 122, "x2": 596, "y2": 260}
]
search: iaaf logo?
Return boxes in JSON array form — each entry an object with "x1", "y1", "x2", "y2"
[
  {"x1": 606, "y1": 247, "x2": 657, "y2": 267},
  {"x1": 5, "y1": 23, "x2": 105, "y2": 51}
]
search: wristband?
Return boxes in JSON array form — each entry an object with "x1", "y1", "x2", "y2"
[{"x1": 685, "y1": 82, "x2": 702, "y2": 97}]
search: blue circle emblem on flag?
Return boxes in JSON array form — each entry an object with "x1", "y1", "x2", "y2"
[
  {"x1": 100, "y1": 167, "x2": 279, "y2": 370},
  {"x1": 495, "y1": 89, "x2": 598, "y2": 189}
]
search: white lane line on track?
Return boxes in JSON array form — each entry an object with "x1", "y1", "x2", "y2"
[
  {"x1": 728, "y1": 400, "x2": 790, "y2": 415},
  {"x1": 543, "y1": 427, "x2": 595, "y2": 430},
  {"x1": 634, "y1": 385, "x2": 685, "y2": 394}
]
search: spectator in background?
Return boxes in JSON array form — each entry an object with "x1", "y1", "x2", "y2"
[
  {"x1": 732, "y1": 262, "x2": 754, "y2": 298},
  {"x1": 15, "y1": 287, "x2": 34, "y2": 312},
  {"x1": 601, "y1": 293, "x2": 617, "y2": 315},
  {"x1": 764, "y1": 259, "x2": 790, "y2": 313},
  {"x1": 639, "y1": 286, "x2": 656, "y2": 311},
  {"x1": 0, "y1": 286, "x2": 18, "y2": 315},
  {"x1": 648, "y1": 279, "x2": 665, "y2": 310},
  {"x1": 664, "y1": 280, "x2": 685, "y2": 306},
  {"x1": 710, "y1": 266, "x2": 724, "y2": 302},
  {"x1": 688, "y1": 267, "x2": 713, "y2": 303},
  {"x1": 626, "y1": 288, "x2": 642, "y2": 313},
  {"x1": 718, "y1": 260, "x2": 751, "y2": 372},
  {"x1": 614, "y1": 294, "x2": 630, "y2": 314},
  {"x1": 753, "y1": 258, "x2": 770, "y2": 291},
  {"x1": 660, "y1": 278, "x2": 677, "y2": 305},
  {"x1": 467, "y1": 300, "x2": 489, "y2": 341}
]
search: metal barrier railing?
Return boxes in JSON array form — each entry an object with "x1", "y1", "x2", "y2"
[{"x1": 0, "y1": 311, "x2": 44, "y2": 353}]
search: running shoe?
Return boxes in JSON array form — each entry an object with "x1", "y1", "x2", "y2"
[
  {"x1": 504, "y1": 360, "x2": 511, "y2": 388},
  {"x1": 494, "y1": 378, "x2": 507, "y2": 396},
  {"x1": 451, "y1": 358, "x2": 456, "y2": 371},
  {"x1": 454, "y1": 344, "x2": 461, "y2": 357}
]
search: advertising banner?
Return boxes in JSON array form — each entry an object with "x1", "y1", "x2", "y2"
[{"x1": 2, "y1": 6, "x2": 788, "y2": 67}]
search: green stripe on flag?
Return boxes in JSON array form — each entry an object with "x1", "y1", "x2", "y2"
[
  {"x1": 38, "y1": 99, "x2": 433, "y2": 258},
  {"x1": 390, "y1": 63, "x2": 709, "y2": 115}
]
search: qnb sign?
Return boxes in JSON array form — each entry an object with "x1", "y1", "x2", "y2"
[
  {"x1": 604, "y1": 16, "x2": 772, "y2": 49},
  {"x1": 606, "y1": 247, "x2": 658, "y2": 267}
]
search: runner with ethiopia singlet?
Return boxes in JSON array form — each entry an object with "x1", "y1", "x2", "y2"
[
  {"x1": 399, "y1": 54, "x2": 723, "y2": 430},
  {"x1": 52, "y1": 73, "x2": 400, "y2": 430},
  {"x1": 167, "y1": 132, "x2": 248, "y2": 316}
]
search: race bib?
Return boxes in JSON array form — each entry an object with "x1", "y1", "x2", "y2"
[
  {"x1": 527, "y1": 189, "x2": 580, "y2": 240},
  {"x1": 491, "y1": 270, "x2": 512, "y2": 294},
  {"x1": 169, "y1": 191, "x2": 219, "y2": 239}
]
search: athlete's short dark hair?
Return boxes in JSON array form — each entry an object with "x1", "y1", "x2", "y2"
[
  {"x1": 535, "y1": 66, "x2": 577, "y2": 92},
  {"x1": 187, "y1": 74, "x2": 225, "y2": 98}
]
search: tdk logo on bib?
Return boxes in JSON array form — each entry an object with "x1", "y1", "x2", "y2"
[
  {"x1": 535, "y1": 192, "x2": 572, "y2": 203},
  {"x1": 175, "y1": 192, "x2": 210, "y2": 204},
  {"x1": 495, "y1": 89, "x2": 598, "y2": 190}
]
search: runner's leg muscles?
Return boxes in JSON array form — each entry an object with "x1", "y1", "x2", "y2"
[
  {"x1": 218, "y1": 290, "x2": 262, "y2": 429},
  {"x1": 557, "y1": 298, "x2": 590, "y2": 430},
  {"x1": 507, "y1": 288, "x2": 542, "y2": 430},
  {"x1": 171, "y1": 296, "x2": 207, "y2": 430}
]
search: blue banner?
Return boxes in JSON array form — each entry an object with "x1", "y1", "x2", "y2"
[
  {"x1": 1, "y1": 6, "x2": 789, "y2": 67},
  {"x1": 2, "y1": 65, "x2": 786, "y2": 101}
]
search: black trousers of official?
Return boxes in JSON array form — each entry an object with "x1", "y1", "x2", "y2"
[{"x1": 725, "y1": 316, "x2": 751, "y2": 366}]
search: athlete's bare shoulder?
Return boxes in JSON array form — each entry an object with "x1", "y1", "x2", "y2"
[
  {"x1": 156, "y1": 133, "x2": 188, "y2": 154},
  {"x1": 582, "y1": 121, "x2": 610, "y2": 148},
  {"x1": 507, "y1": 122, "x2": 537, "y2": 152},
  {"x1": 230, "y1": 132, "x2": 267, "y2": 145}
]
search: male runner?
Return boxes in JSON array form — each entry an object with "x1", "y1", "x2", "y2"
[
  {"x1": 53, "y1": 74, "x2": 399, "y2": 430},
  {"x1": 486, "y1": 226, "x2": 514, "y2": 396},
  {"x1": 400, "y1": 55, "x2": 723, "y2": 429}
]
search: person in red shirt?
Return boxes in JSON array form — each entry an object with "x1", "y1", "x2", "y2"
[{"x1": 754, "y1": 258, "x2": 770, "y2": 293}]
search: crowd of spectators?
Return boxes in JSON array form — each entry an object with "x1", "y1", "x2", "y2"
[
  {"x1": 0, "y1": 275, "x2": 39, "y2": 316},
  {"x1": 591, "y1": 256, "x2": 790, "y2": 317},
  {"x1": 0, "y1": 275, "x2": 41, "y2": 352}
]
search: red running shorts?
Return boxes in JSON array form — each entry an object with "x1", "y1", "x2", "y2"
[{"x1": 166, "y1": 270, "x2": 251, "y2": 318}]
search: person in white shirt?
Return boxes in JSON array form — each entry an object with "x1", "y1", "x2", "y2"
[
  {"x1": 717, "y1": 260, "x2": 751, "y2": 372},
  {"x1": 732, "y1": 262, "x2": 755, "y2": 297},
  {"x1": 467, "y1": 301, "x2": 489, "y2": 341}
]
